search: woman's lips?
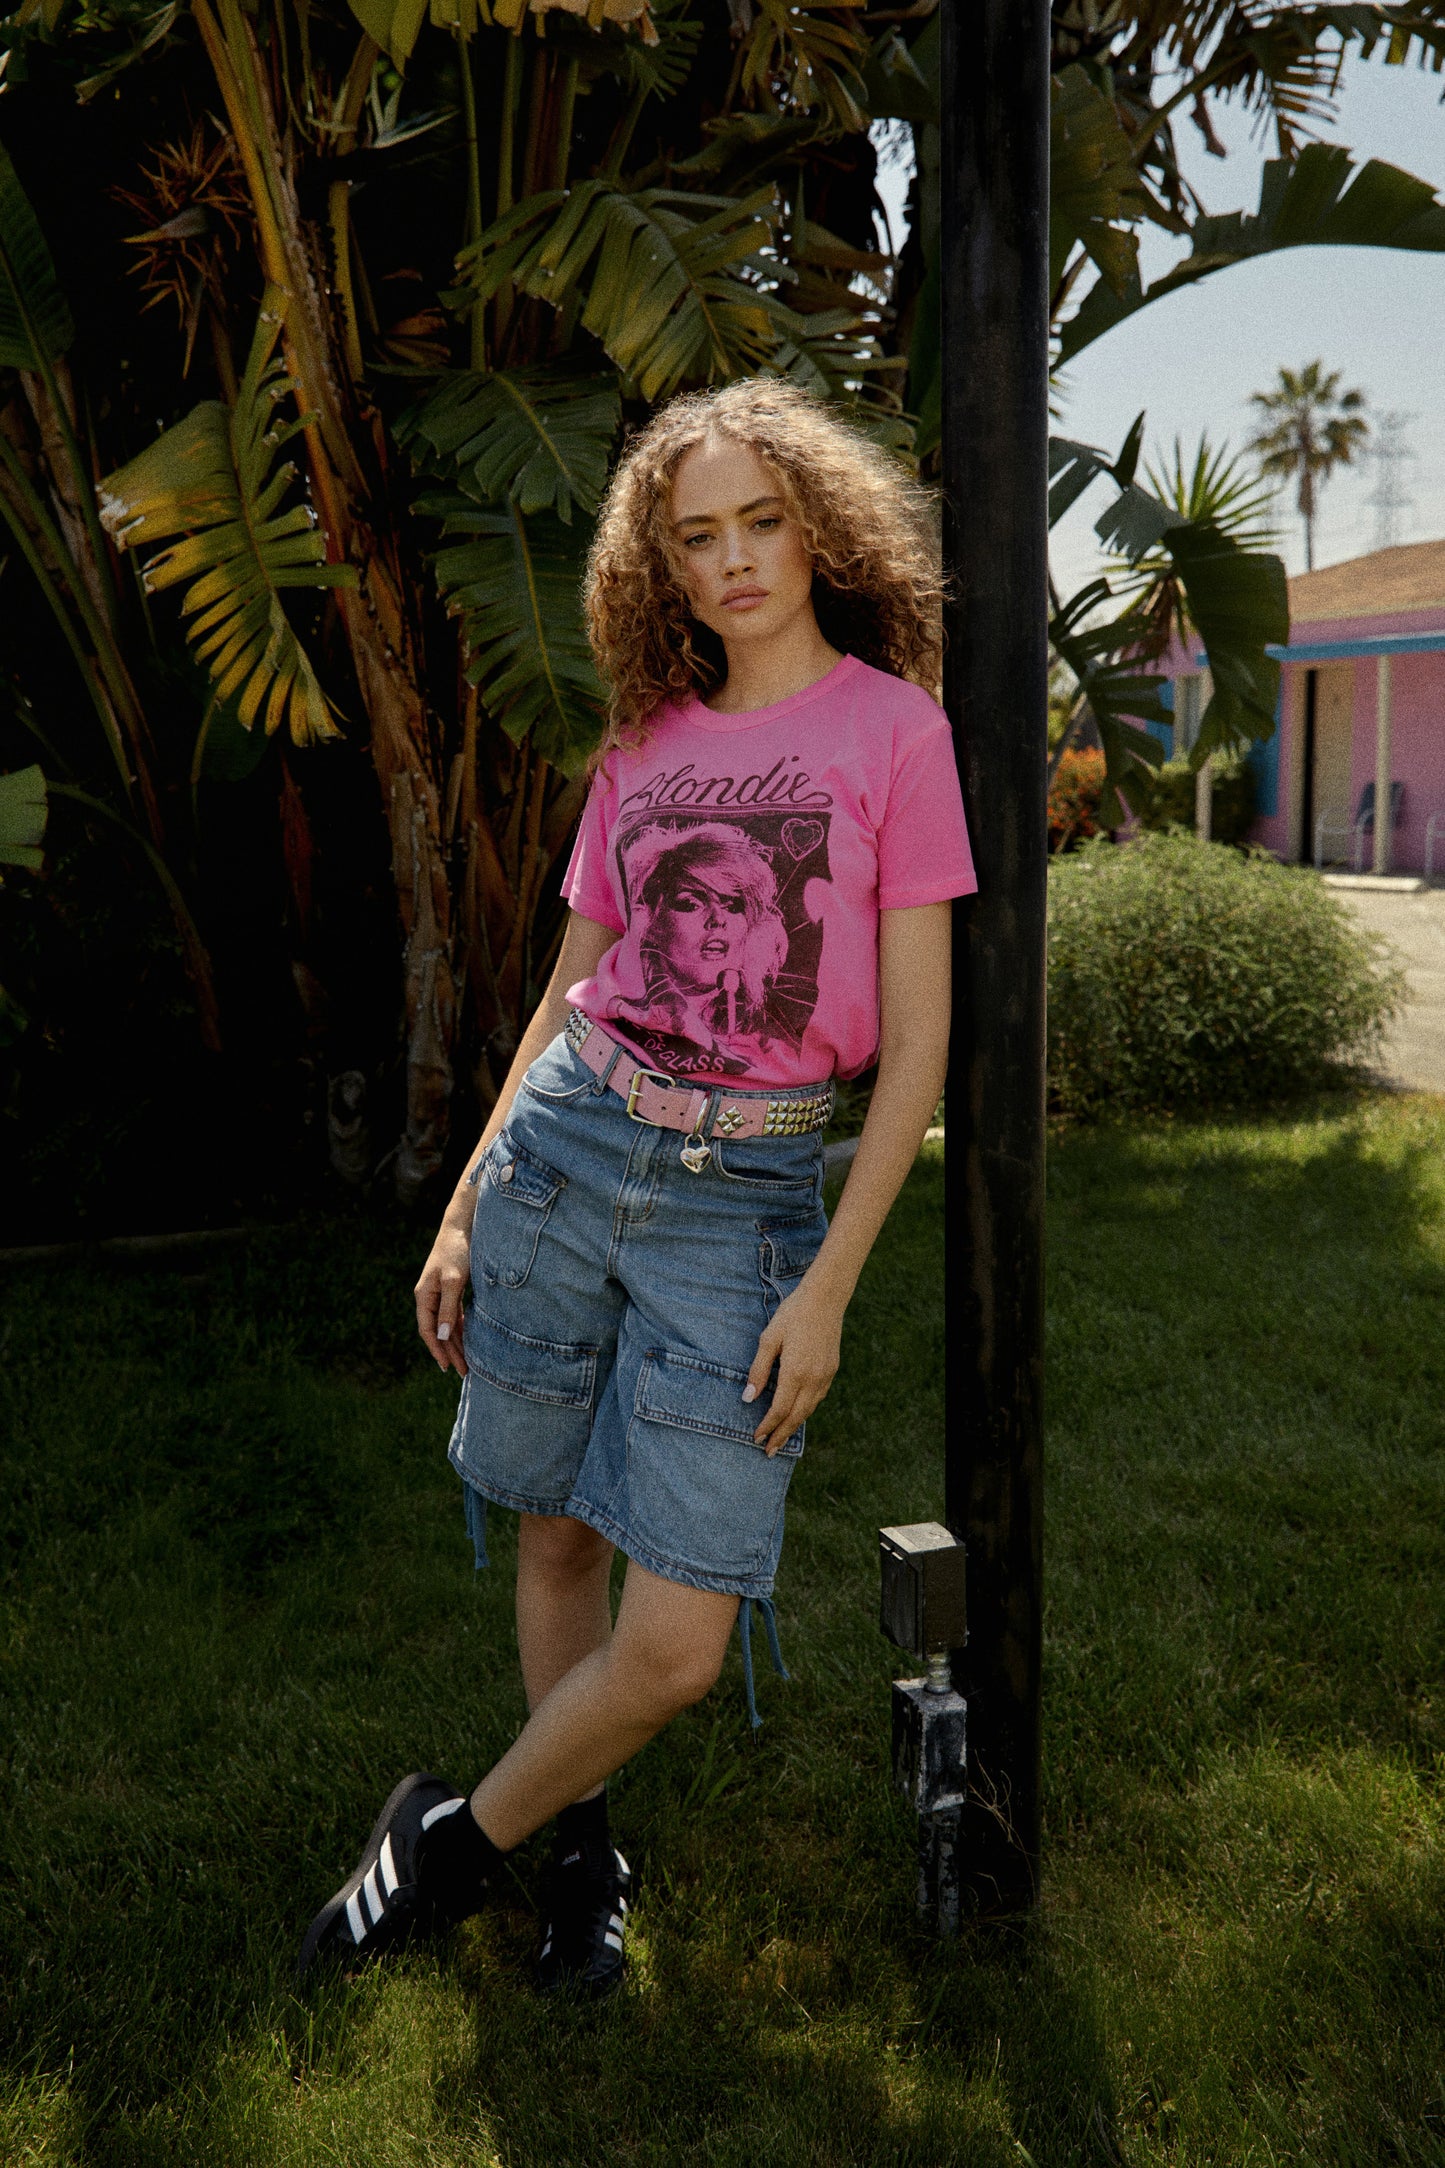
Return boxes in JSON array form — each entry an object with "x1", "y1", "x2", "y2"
[
  {"x1": 721, "y1": 587, "x2": 768, "y2": 610},
  {"x1": 701, "y1": 937, "x2": 729, "y2": 958}
]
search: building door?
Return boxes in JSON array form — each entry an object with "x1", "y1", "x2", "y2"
[{"x1": 1305, "y1": 663, "x2": 1355, "y2": 862}]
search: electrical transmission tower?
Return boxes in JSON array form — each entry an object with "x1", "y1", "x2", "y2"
[{"x1": 1366, "y1": 410, "x2": 1417, "y2": 551}]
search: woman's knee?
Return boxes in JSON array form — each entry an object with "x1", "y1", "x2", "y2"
[
  {"x1": 517, "y1": 1512, "x2": 613, "y2": 1584},
  {"x1": 610, "y1": 1628, "x2": 727, "y2": 1720}
]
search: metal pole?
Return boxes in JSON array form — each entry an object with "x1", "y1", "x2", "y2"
[
  {"x1": 940, "y1": 0, "x2": 1050, "y2": 1916},
  {"x1": 1374, "y1": 654, "x2": 1392, "y2": 875}
]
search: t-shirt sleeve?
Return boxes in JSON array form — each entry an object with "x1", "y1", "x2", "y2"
[
  {"x1": 877, "y1": 723, "x2": 977, "y2": 908},
  {"x1": 560, "y1": 774, "x2": 627, "y2": 933}
]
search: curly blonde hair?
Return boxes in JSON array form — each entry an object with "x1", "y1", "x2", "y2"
[{"x1": 584, "y1": 379, "x2": 943, "y2": 756}]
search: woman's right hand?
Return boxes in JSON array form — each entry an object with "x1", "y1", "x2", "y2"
[{"x1": 414, "y1": 1213, "x2": 474, "y2": 1377}]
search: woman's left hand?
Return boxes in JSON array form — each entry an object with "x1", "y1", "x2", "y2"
[{"x1": 743, "y1": 1270, "x2": 846, "y2": 1454}]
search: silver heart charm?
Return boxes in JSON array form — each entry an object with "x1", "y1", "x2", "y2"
[{"x1": 680, "y1": 1135, "x2": 712, "y2": 1174}]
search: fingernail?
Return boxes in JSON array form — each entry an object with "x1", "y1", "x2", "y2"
[
  {"x1": 741, "y1": 1383, "x2": 757, "y2": 1403},
  {"x1": 437, "y1": 1322, "x2": 451, "y2": 1341}
]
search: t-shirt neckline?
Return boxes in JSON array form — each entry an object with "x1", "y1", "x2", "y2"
[{"x1": 678, "y1": 651, "x2": 861, "y2": 733}]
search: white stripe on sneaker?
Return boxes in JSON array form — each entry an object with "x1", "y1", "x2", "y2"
[
  {"x1": 346, "y1": 1890, "x2": 366, "y2": 1944},
  {"x1": 363, "y1": 1865, "x2": 384, "y2": 1924},
  {"x1": 613, "y1": 1850, "x2": 629, "y2": 1875},
  {"x1": 421, "y1": 1796, "x2": 466, "y2": 1832},
  {"x1": 379, "y1": 1832, "x2": 399, "y2": 1896},
  {"x1": 603, "y1": 1931, "x2": 623, "y2": 1952}
]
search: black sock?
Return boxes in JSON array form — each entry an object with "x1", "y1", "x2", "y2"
[
  {"x1": 423, "y1": 1793, "x2": 507, "y2": 1896},
  {"x1": 553, "y1": 1790, "x2": 611, "y2": 1873}
]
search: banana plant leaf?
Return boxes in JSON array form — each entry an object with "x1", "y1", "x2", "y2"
[
  {"x1": 345, "y1": 0, "x2": 431, "y2": 66},
  {"x1": 0, "y1": 136, "x2": 74, "y2": 369},
  {"x1": 0, "y1": 761, "x2": 46, "y2": 871},
  {"x1": 397, "y1": 367, "x2": 621, "y2": 523},
  {"x1": 455, "y1": 184, "x2": 780, "y2": 401},
  {"x1": 97, "y1": 288, "x2": 356, "y2": 748},
  {"x1": 0, "y1": 983, "x2": 28, "y2": 1047},
  {"x1": 1049, "y1": 578, "x2": 1171, "y2": 823},
  {"x1": 1049, "y1": 65, "x2": 1165, "y2": 304},
  {"x1": 1059, "y1": 141, "x2": 1445, "y2": 363},
  {"x1": 419, "y1": 485, "x2": 606, "y2": 775},
  {"x1": 859, "y1": 24, "x2": 933, "y2": 127}
]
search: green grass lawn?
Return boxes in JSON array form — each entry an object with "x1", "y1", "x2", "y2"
[{"x1": 4, "y1": 1102, "x2": 1445, "y2": 2167}]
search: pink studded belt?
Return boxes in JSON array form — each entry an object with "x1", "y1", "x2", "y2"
[{"x1": 564, "y1": 1009, "x2": 832, "y2": 1171}]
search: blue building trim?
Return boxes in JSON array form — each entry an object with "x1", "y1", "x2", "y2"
[
  {"x1": 1148, "y1": 677, "x2": 1175, "y2": 759},
  {"x1": 1247, "y1": 688, "x2": 1282, "y2": 817},
  {"x1": 1194, "y1": 632, "x2": 1445, "y2": 665}
]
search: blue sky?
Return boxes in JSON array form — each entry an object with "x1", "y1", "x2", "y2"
[{"x1": 876, "y1": 52, "x2": 1445, "y2": 603}]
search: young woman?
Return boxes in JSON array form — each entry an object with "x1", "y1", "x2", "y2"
[{"x1": 298, "y1": 378, "x2": 976, "y2": 1994}]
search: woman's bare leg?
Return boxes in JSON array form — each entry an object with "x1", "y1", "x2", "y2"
[
  {"x1": 515, "y1": 1513, "x2": 615, "y2": 1708},
  {"x1": 472, "y1": 1559, "x2": 739, "y2": 1850}
]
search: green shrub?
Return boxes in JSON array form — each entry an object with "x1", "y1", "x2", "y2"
[
  {"x1": 1131, "y1": 751, "x2": 1257, "y2": 845},
  {"x1": 1048, "y1": 830, "x2": 1404, "y2": 1115}
]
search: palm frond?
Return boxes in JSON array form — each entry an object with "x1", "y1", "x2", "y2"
[
  {"x1": 396, "y1": 366, "x2": 621, "y2": 522},
  {"x1": 97, "y1": 287, "x2": 356, "y2": 747},
  {"x1": 455, "y1": 183, "x2": 780, "y2": 399},
  {"x1": 418, "y1": 485, "x2": 606, "y2": 774}
]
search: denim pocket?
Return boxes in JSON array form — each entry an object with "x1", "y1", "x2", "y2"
[
  {"x1": 758, "y1": 1209, "x2": 827, "y2": 1313},
  {"x1": 474, "y1": 1137, "x2": 566, "y2": 1288},
  {"x1": 463, "y1": 1307, "x2": 596, "y2": 1408},
  {"x1": 711, "y1": 1136, "x2": 821, "y2": 1192},
  {"x1": 518, "y1": 1034, "x2": 596, "y2": 1105},
  {"x1": 626, "y1": 1348, "x2": 801, "y2": 1575}
]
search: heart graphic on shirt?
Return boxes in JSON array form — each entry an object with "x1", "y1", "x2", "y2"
[{"x1": 781, "y1": 818, "x2": 824, "y2": 861}]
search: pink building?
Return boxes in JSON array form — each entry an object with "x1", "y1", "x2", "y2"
[{"x1": 1169, "y1": 540, "x2": 1445, "y2": 876}]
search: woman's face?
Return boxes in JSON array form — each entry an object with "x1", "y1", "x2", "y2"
[
  {"x1": 657, "y1": 872, "x2": 749, "y2": 991},
  {"x1": 669, "y1": 437, "x2": 816, "y2": 654}
]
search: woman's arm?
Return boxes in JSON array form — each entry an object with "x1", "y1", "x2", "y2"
[
  {"x1": 744, "y1": 900, "x2": 952, "y2": 1451},
  {"x1": 413, "y1": 910, "x2": 618, "y2": 1376}
]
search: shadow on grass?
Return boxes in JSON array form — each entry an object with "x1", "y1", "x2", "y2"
[{"x1": 5, "y1": 1112, "x2": 1445, "y2": 2162}]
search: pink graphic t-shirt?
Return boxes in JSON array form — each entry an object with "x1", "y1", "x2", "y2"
[{"x1": 561, "y1": 653, "x2": 976, "y2": 1089}]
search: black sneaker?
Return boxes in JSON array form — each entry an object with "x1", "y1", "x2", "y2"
[
  {"x1": 535, "y1": 1842, "x2": 632, "y2": 2000},
  {"x1": 297, "y1": 1771, "x2": 487, "y2": 1978}
]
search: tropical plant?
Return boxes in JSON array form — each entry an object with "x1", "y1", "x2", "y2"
[
  {"x1": 1247, "y1": 360, "x2": 1371, "y2": 570},
  {"x1": 4, "y1": 0, "x2": 1445, "y2": 1227}
]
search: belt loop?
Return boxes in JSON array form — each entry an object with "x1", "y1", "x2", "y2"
[
  {"x1": 594, "y1": 1038, "x2": 624, "y2": 1093},
  {"x1": 700, "y1": 1087, "x2": 721, "y2": 1139}
]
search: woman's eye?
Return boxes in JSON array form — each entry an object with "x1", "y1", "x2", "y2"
[
  {"x1": 753, "y1": 517, "x2": 780, "y2": 532},
  {"x1": 683, "y1": 533, "x2": 711, "y2": 548}
]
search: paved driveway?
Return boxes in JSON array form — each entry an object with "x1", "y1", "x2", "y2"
[{"x1": 1333, "y1": 885, "x2": 1445, "y2": 1093}]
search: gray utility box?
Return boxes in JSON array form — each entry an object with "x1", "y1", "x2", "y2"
[
  {"x1": 892, "y1": 1675, "x2": 968, "y2": 1815},
  {"x1": 878, "y1": 1521, "x2": 968, "y2": 1659}
]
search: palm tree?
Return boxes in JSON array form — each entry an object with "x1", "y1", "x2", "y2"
[{"x1": 1246, "y1": 363, "x2": 1369, "y2": 572}]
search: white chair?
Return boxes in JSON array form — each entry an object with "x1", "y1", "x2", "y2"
[{"x1": 1316, "y1": 782, "x2": 1404, "y2": 872}]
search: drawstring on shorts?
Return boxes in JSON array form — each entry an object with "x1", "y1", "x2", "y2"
[
  {"x1": 737, "y1": 1595, "x2": 790, "y2": 1729},
  {"x1": 463, "y1": 1483, "x2": 489, "y2": 1571}
]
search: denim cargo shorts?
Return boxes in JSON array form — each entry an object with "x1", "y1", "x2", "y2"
[{"x1": 447, "y1": 1031, "x2": 831, "y2": 1602}]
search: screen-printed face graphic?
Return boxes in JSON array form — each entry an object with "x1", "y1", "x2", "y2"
[{"x1": 606, "y1": 762, "x2": 834, "y2": 1077}]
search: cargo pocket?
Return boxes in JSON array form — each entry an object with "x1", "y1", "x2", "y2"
[
  {"x1": 451, "y1": 1308, "x2": 599, "y2": 1508},
  {"x1": 626, "y1": 1348, "x2": 801, "y2": 1578},
  {"x1": 473, "y1": 1136, "x2": 565, "y2": 1289},
  {"x1": 463, "y1": 1308, "x2": 596, "y2": 1408}
]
